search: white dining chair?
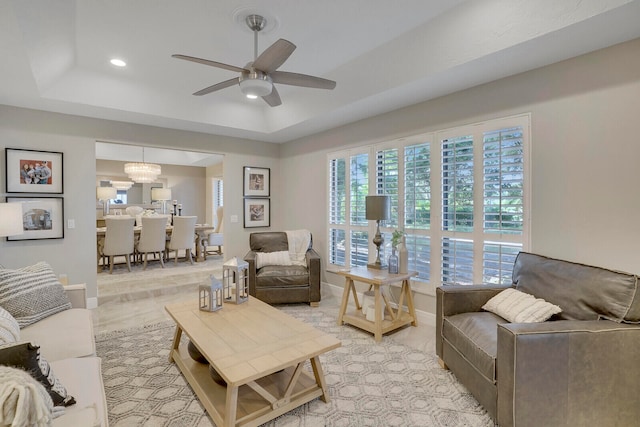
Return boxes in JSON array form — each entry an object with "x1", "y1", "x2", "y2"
[
  {"x1": 136, "y1": 216, "x2": 168, "y2": 270},
  {"x1": 204, "y1": 206, "x2": 223, "y2": 260},
  {"x1": 102, "y1": 217, "x2": 135, "y2": 274},
  {"x1": 202, "y1": 206, "x2": 224, "y2": 260},
  {"x1": 165, "y1": 216, "x2": 197, "y2": 264}
]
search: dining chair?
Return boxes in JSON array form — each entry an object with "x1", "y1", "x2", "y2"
[
  {"x1": 204, "y1": 206, "x2": 223, "y2": 260},
  {"x1": 102, "y1": 217, "x2": 135, "y2": 274},
  {"x1": 165, "y1": 216, "x2": 197, "y2": 264},
  {"x1": 136, "y1": 216, "x2": 168, "y2": 270}
]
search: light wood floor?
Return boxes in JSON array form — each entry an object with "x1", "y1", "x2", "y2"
[{"x1": 92, "y1": 254, "x2": 435, "y2": 353}]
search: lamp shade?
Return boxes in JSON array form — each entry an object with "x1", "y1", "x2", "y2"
[
  {"x1": 0, "y1": 202, "x2": 24, "y2": 237},
  {"x1": 151, "y1": 188, "x2": 172, "y2": 201},
  {"x1": 96, "y1": 186, "x2": 117, "y2": 201},
  {"x1": 365, "y1": 195, "x2": 391, "y2": 221}
]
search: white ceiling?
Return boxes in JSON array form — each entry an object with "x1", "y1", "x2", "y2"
[
  {"x1": 2, "y1": 0, "x2": 640, "y2": 144},
  {"x1": 95, "y1": 142, "x2": 223, "y2": 167}
]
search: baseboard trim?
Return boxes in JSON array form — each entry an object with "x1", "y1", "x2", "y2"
[{"x1": 323, "y1": 281, "x2": 435, "y2": 327}]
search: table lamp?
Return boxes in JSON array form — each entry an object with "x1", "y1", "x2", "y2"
[
  {"x1": 96, "y1": 186, "x2": 117, "y2": 216},
  {"x1": 0, "y1": 202, "x2": 24, "y2": 238},
  {"x1": 365, "y1": 195, "x2": 390, "y2": 269},
  {"x1": 151, "y1": 188, "x2": 172, "y2": 214}
]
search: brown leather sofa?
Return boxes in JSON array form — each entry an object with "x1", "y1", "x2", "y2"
[
  {"x1": 436, "y1": 252, "x2": 640, "y2": 427},
  {"x1": 244, "y1": 232, "x2": 321, "y2": 306}
]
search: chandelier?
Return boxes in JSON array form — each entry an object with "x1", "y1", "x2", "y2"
[
  {"x1": 110, "y1": 180, "x2": 134, "y2": 191},
  {"x1": 124, "y1": 148, "x2": 161, "y2": 183}
]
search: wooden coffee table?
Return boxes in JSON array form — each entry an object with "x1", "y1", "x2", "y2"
[{"x1": 165, "y1": 297, "x2": 341, "y2": 427}]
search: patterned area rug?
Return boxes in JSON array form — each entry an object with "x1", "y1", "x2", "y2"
[{"x1": 95, "y1": 305, "x2": 493, "y2": 427}]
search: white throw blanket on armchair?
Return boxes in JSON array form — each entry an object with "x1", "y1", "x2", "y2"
[{"x1": 285, "y1": 229, "x2": 311, "y2": 266}]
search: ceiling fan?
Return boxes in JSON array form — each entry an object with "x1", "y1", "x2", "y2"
[{"x1": 172, "y1": 14, "x2": 336, "y2": 107}]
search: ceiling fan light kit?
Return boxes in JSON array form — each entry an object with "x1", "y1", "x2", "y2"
[
  {"x1": 172, "y1": 13, "x2": 336, "y2": 107},
  {"x1": 239, "y1": 71, "x2": 272, "y2": 98}
]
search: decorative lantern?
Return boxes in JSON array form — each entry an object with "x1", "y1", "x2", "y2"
[
  {"x1": 223, "y1": 257, "x2": 249, "y2": 304},
  {"x1": 199, "y1": 276, "x2": 223, "y2": 312}
]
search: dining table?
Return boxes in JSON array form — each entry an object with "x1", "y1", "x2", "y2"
[{"x1": 96, "y1": 223, "x2": 216, "y2": 271}]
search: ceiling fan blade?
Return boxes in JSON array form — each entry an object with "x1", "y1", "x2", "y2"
[
  {"x1": 172, "y1": 54, "x2": 247, "y2": 73},
  {"x1": 262, "y1": 86, "x2": 282, "y2": 107},
  {"x1": 193, "y1": 78, "x2": 239, "y2": 96},
  {"x1": 271, "y1": 71, "x2": 336, "y2": 90},
  {"x1": 252, "y1": 39, "x2": 296, "y2": 73}
]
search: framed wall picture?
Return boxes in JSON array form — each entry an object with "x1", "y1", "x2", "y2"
[
  {"x1": 6, "y1": 197, "x2": 64, "y2": 241},
  {"x1": 5, "y1": 148, "x2": 63, "y2": 193},
  {"x1": 244, "y1": 198, "x2": 270, "y2": 228},
  {"x1": 243, "y1": 166, "x2": 270, "y2": 197}
]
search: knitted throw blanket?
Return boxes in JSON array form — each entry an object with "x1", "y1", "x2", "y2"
[
  {"x1": 0, "y1": 366, "x2": 53, "y2": 427},
  {"x1": 285, "y1": 229, "x2": 311, "y2": 266}
]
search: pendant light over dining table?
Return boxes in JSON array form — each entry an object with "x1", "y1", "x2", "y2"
[{"x1": 124, "y1": 147, "x2": 161, "y2": 183}]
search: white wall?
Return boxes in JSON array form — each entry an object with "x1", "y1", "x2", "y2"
[
  {"x1": 0, "y1": 106, "x2": 280, "y2": 304},
  {"x1": 280, "y1": 37, "x2": 640, "y2": 314},
  {"x1": 2, "y1": 37, "x2": 639, "y2": 316},
  {"x1": 0, "y1": 123, "x2": 96, "y2": 299}
]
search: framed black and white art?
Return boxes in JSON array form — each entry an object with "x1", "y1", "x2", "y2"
[
  {"x1": 5, "y1": 148, "x2": 63, "y2": 194},
  {"x1": 244, "y1": 198, "x2": 270, "y2": 228},
  {"x1": 243, "y1": 166, "x2": 270, "y2": 197},
  {"x1": 6, "y1": 197, "x2": 64, "y2": 241}
]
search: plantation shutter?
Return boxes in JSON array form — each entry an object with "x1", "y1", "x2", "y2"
[
  {"x1": 328, "y1": 157, "x2": 347, "y2": 266},
  {"x1": 482, "y1": 126, "x2": 525, "y2": 284}
]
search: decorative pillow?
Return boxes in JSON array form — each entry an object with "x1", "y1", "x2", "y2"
[
  {"x1": 0, "y1": 306, "x2": 20, "y2": 345},
  {"x1": 255, "y1": 251, "x2": 292, "y2": 269},
  {"x1": 0, "y1": 365, "x2": 56, "y2": 425},
  {"x1": 0, "y1": 342, "x2": 76, "y2": 407},
  {"x1": 0, "y1": 262, "x2": 72, "y2": 328},
  {"x1": 482, "y1": 288, "x2": 562, "y2": 323}
]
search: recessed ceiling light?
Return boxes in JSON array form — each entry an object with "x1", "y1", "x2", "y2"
[
  {"x1": 246, "y1": 94, "x2": 258, "y2": 99},
  {"x1": 110, "y1": 58, "x2": 126, "y2": 67}
]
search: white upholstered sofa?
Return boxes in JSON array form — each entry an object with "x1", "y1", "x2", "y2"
[{"x1": 0, "y1": 271, "x2": 108, "y2": 426}]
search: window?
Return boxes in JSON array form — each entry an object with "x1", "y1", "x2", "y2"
[
  {"x1": 436, "y1": 118, "x2": 528, "y2": 286},
  {"x1": 441, "y1": 135, "x2": 474, "y2": 232},
  {"x1": 329, "y1": 158, "x2": 346, "y2": 266},
  {"x1": 327, "y1": 151, "x2": 369, "y2": 267},
  {"x1": 215, "y1": 179, "x2": 224, "y2": 207},
  {"x1": 327, "y1": 114, "x2": 529, "y2": 291}
]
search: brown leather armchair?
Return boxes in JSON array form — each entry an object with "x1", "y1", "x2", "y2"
[
  {"x1": 436, "y1": 252, "x2": 640, "y2": 427},
  {"x1": 244, "y1": 231, "x2": 320, "y2": 306}
]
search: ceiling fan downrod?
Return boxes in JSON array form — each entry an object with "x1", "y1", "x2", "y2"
[{"x1": 246, "y1": 14, "x2": 266, "y2": 62}]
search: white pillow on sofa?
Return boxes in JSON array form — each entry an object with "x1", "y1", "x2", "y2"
[
  {"x1": 482, "y1": 288, "x2": 562, "y2": 323},
  {"x1": 255, "y1": 251, "x2": 292, "y2": 269},
  {"x1": 0, "y1": 306, "x2": 20, "y2": 345},
  {"x1": 0, "y1": 262, "x2": 71, "y2": 328}
]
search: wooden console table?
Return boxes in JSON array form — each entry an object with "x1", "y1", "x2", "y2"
[{"x1": 336, "y1": 267, "x2": 418, "y2": 342}]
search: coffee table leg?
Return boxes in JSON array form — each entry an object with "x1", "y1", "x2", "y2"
[
  {"x1": 169, "y1": 326, "x2": 182, "y2": 363},
  {"x1": 224, "y1": 385, "x2": 239, "y2": 427},
  {"x1": 310, "y1": 356, "x2": 330, "y2": 403}
]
